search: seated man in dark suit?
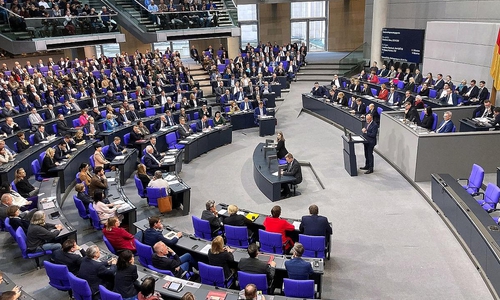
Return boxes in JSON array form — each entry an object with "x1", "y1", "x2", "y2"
[
  {"x1": 34, "y1": 125, "x2": 48, "y2": 144},
  {"x1": 350, "y1": 98, "x2": 366, "y2": 115},
  {"x1": 154, "y1": 115, "x2": 169, "y2": 132},
  {"x1": 201, "y1": 200, "x2": 222, "y2": 233},
  {"x1": 106, "y1": 136, "x2": 126, "y2": 161},
  {"x1": 129, "y1": 125, "x2": 145, "y2": 146},
  {"x1": 310, "y1": 82, "x2": 326, "y2": 97},
  {"x1": 152, "y1": 241, "x2": 197, "y2": 278},
  {"x1": 253, "y1": 101, "x2": 267, "y2": 125},
  {"x1": 403, "y1": 101, "x2": 421, "y2": 125},
  {"x1": 7, "y1": 205, "x2": 30, "y2": 234},
  {"x1": 284, "y1": 243, "x2": 314, "y2": 280},
  {"x1": 143, "y1": 145, "x2": 163, "y2": 171},
  {"x1": 54, "y1": 141, "x2": 70, "y2": 162},
  {"x1": 84, "y1": 117, "x2": 100, "y2": 138},
  {"x1": 51, "y1": 239, "x2": 86, "y2": 275},
  {"x1": 239, "y1": 97, "x2": 253, "y2": 111},
  {"x1": 493, "y1": 107, "x2": 500, "y2": 130},
  {"x1": 143, "y1": 216, "x2": 182, "y2": 248},
  {"x1": 280, "y1": 153, "x2": 302, "y2": 198},
  {"x1": 238, "y1": 243, "x2": 276, "y2": 283},
  {"x1": 0, "y1": 117, "x2": 20, "y2": 136},
  {"x1": 472, "y1": 99, "x2": 495, "y2": 118},
  {"x1": 299, "y1": 205, "x2": 332, "y2": 247},
  {"x1": 56, "y1": 114, "x2": 72, "y2": 136},
  {"x1": 177, "y1": 117, "x2": 192, "y2": 139},
  {"x1": 116, "y1": 108, "x2": 131, "y2": 126},
  {"x1": 1, "y1": 102, "x2": 19, "y2": 117},
  {"x1": 78, "y1": 245, "x2": 117, "y2": 295},
  {"x1": 196, "y1": 115, "x2": 211, "y2": 132},
  {"x1": 436, "y1": 111, "x2": 455, "y2": 133}
]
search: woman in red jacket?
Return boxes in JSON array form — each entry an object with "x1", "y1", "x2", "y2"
[
  {"x1": 103, "y1": 217, "x2": 136, "y2": 252},
  {"x1": 377, "y1": 84, "x2": 389, "y2": 100},
  {"x1": 263, "y1": 205, "x2": 295, "y2": 252}
]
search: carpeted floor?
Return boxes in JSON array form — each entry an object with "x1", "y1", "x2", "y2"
[{"x1": 0, "y1": 53, "x2": 493, "y2": 300}]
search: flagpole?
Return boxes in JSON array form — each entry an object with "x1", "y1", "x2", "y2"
[{"x1": 490, "y1": 85, "x2": 497, "y2": 106}]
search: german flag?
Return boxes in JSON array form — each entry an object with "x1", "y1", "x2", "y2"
[{"x1": 490, "y1": 28, "x2": 500, "y2": 90}]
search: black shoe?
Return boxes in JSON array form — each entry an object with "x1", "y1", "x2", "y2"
[
  {"x1": 360, "y1": 166, "x2": 369, "y2": 170},
  {"x1": 364, "y1": 170, "x2": 373, "y2": 174}
]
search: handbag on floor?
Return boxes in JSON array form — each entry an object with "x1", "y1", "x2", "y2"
[{"x1": 158, "y1": 195, "x2": 172, "y2": 213}]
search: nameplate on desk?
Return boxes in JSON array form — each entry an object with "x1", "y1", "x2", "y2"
[
  {"x1": 107, "y1": 177, "x2": 116, "y2": 182},
  {"x1": 40, "y1": 141, "x2": 49, "y2": 144},
  {"x1": 200, "y1": 244, "x2": 211, "y2": 254}
]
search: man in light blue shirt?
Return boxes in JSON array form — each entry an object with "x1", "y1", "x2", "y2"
[{"x1": 148, "y1": 0, "x2": 159, "y2": 24}]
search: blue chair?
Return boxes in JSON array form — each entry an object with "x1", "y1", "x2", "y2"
[
  {"x1": 102, "y1": 235, "x2": 117, "y2": 254},
  {"x1": 145, "y1": 107, "x2": 155, "y2": 117},
  {"x1": 147, "y1": 264, "x2": 175, "y2": 276},
  {"x1": 13, "y1": 142, "x2": 19, "y2": 152},
  {"x1": 224, "y1": 225, "x2": 250, "y2": 248},
  {"x1": 88, "y1": 203, "x2": 104, "y2": 230},
  {"x1": 39, "y1": 152, "x2": 46, "y2": 164},
  {"x1": 123, "y1": 133, "x2": 131, "y2": 146},
  {"x1": 72, "y1": 119, "x2": 80, "y2": 128},
  {"x1": 193, "y1": 112, "x2": 199, "y2": 120},
  {"x1": 68, "y1": 272, "x2": 92, "y2": 300},
  {"x1": 397, "y1": 81, "x2": 405, "y2": 90},
  {"x1": 208, "y1": 119, "x2": 214, "y2": 128},
  {"x1": 258, "y1": 229, "x2": 285, "y2": 254},
  {"x1": 429, "y1": 89, "x2": 437, "y2": 98},
  {"x1": 431, "y1": 113, "x2": 438, "y2": 131},
  {"x1": 237, "y1": 271, "x2": 269, "y2": 294},
  {"x1": 377, "y1": 107, "x2": 383, "y2": 116},
  {"x1": 89, "y1": 155, "x2": 95, "y2": 169},
  {"x1": 145, "y1": 187, "x2": 167, "y2": 207},
  {"x1": 134, "y1": 175, "x2": 147, "y2": 198},
  {"x1": 190, "y1": 123, "x2": 197, "y2": 133},
  {"x1": 283, "y1": 278, "x2": 315, "y2": 299},
  {"x1": 135, "y1": 239, "x2": 153, "y2": 267},
  {"x1": 192, "y1": 216, "x2": 216, "y2": 240},
  {"x1": 15, "y1": 227, "x2": 52, "y2": 268},
  {"x1": 99, "y1": 285, "x2": 123, "y2": 300},
  {"x1": 73, "y1": 195, "x2": 90, "y2": 223},
  {"x1": 44, "y1": 261, "x2": 72, "y2": 297},
  {"x1": 299, "y1": 234, "x2": 326, "y2": 259},
  {"x1": 102, "y1": 145, "x2": 110, "y2": 158},
  {"x1": 165, "y1": 132, "x2": 185, "y2": 150},
  {"x1": 476, "y1": 183, "x2": 500, "y2": 212},
  {"x1": 198, "y1": 262, "x2": 235, "y2": 288},
  {"x1": 4, "y1": 218, "x2": 16, "y2": 239},
  {"x1": 370, "y1": 88, "x2": 377, "y2": 97},
  {"x1": 451, "y1": 125, "x2": 456, "y2": 132},
  {"x1": 29, "y1": 134, "x2": 35, "y2": 145},
  {"x1": 458, "y1": 164, "x2": 485, "y2": 195},
  {"x1": 75, "y1": 173, "x2": 82, "y2": 184},
  {"x1": 31, "y1": 159, "x2": 45, "y2": 181}
]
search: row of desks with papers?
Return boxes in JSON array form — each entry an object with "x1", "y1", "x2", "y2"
[
  {"x1": 161, "y1": 172, "x2": 192, "y2": 216},
  {"x1": 132, "y1": 218, "x2": 324, "y2": 298},
  {"x1": 179, "y1": 125, "x2": 233, "y2": 164},
  {"x1": 83, "y1": 241, "x2": 314, "y2": 300},
  {"x1": 105, "y1": 171, "x2": 138, "y2": 233}
]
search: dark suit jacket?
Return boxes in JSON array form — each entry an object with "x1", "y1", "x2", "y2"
[
  {"x1": 9, "y1": 217, "x2": 30, "y2": 234},
  {"x1": 152, "y1": 254, "x2": 183, "y2": 278},
  {"x1": 283, "y1": 159, "x2": 302, "y2": 184},
  {"x1": 421, "y1": 114, "x2": 434, "y2": 130},
  {"x1": 284, "y1": 257, "x2": 313, "y2": 280},
  {"x1": 196, "y1": 119, "x2": 209, "y2": 131},
  {"x1": 54, "y1": 147, "x2": 68, "y2": 162},
  {"x1": 143, "y1": 228, "x2": 179, "y2": 247},
  {"x1": 300, "y1": 215, "x2": 332, "y2": 240},
  {"x1": 129, "y1": 130, "x2": 144, "y2": 144},
  {"x1": 126, "y1": 110, "x2": 140, "y2": 122},
  {"x1": 465, "y1": 86, "x2": 479, "y2": 99},
  {"x1": 478, "y1": 87, "x2": 489, "y2": 101},
  {"x1": 238, "y1": 257, "x2": 275, "y2": 280},
  {"x1": 0, "y1": 123, "x2": 20, "y2": 135},
  {"x1": 276, "y1": 140, "x2": 288, "y2": 159},
  {"x1": 84, "y1": 123, "x2": 100, "y2": 136},
  {"x1": 439, "y1": 93, "x2": 458, "y2": 106},
  {"x1": 437, "y1": 120, "x2": 454, "y2": 133},
  {"x1": 177, "y1": 124, "x2": 191, "y2": 138},
  {"x1": 144, "y1": 153, "x2": 160, "y2": 170},
  {"x1": 41, "y1": 155, "x2": 57, "y2": 173},
  {"x1": 56, "y1": 120, "x2": 71, "y2": 136},
  {"x1": 405, "y1": 107, "x2": 421, "y2": 125},
  {"x1": 368, "y1": 109, "x2": 380, "y2": 124},
  {"x1": 472, "y1": 105, "x2": 495, "y2": 118},
  {"x1": 106, "y1": 143, "x2": 124, "y2": 161},
  {"x1": 353, "y1": 103, "x2": 366, "y2": 115},
  {"x1": 363, "y1": 121, "x2": 378, "y2": 145},
  {"x1": 52, "y1": 249, "x2": 85, "y2": 274},
  {"x1": 114, "y1": 264, "x2": 138, "y2": 298},
  {"x1": 116, "y1": 114, "x2": 129, "y2": 125},
  {"x1": 34, "y1": 131, "x2": 46, "y2": 144},
  {"x1": 201, "y1": 209, "x2": 222, "y2": 232},
  {"x1": 78, "y1": 257, "x2": 117, "y2": 294},
  {"x1": 154, "y1": 119, "x2": 168, "y2": 132}
]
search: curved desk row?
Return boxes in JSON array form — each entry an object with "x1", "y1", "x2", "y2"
[
  {"x1": 133, "y1": 219, "x2": 324, "y2": 298},
  {"x1": 179, "y1": 125, "x2": 233, "y2": 164},
  {"x1": 105, "y1": 171, "x2": 138, "y2": 233},
  {"x1": 0, "y1": 272, "x2": 35, "y2": 300},
  {"x1": 253, "y1": 142, "x2": 296, "y2": 202}
]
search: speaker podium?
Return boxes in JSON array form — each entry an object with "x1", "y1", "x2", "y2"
[{"x1": 342, "y1": 135, "x2": 366, "y2": 176}]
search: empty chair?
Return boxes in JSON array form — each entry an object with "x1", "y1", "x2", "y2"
[
  {"x1": 193, "y1": 112, "x2": 199, "y2": 120},
  {"x1": 190, "y1": 123, "x2": 197, "y2": 133},
  {"x1": 198, "y1": 262, "x2": 235, "y2": 288},
  {"x1": 145, "y1": 107, "x2": 155, "y2": 117},
  {"x1": 72, "y1": 119, "x2": 80, "y2": 128},
  {"x1": 4, "y1": 218, "x2": 16, "y2": 238},
  {"x1": 73, "y1": 195, "x2": 90, "y2": 222},
  {"x1": 377, "y1": 107, "x2": 383, "y2": 116},
  {"x1": 134, "y1": 175, "x2": 147, "y2": 198},
  {"x1": 44, "y1": 261, "x2": 72, "y2": 297},
  {"x1": 29, "y1": 134, "x2": 35, "y2": 145},
  {"x1": 99, "y1": 285, "x2": 123, "y2": 300},
  {"x1": 89, "y1": 155, "x2": 95, "y2": 169},
  {"x1": 102, "y1": 235, "x2": 117, "y2": 255},
  {"x1": 397, "y1": 81, "x2": 405, "y2": 90},
  {"x1": 237, "y1": 271, "x2": 269, "y2": 294},
  {"x1": 145, "y1": 187, "x2": 167, "y2": 207},
  {"x1": 476, "y1": 183, "x2": 500, "y2": 212},
  {"x1": 283, "y1": 278, "x2": 315, "y2": 299},
  {"x1": 52, "y1": 124, "x2": 59, "y2": 135},
  {"x1": 429, "y1": 89, "x2": 437, "y2": 98},
  {"x1": 192, "y1": 216, "x2": 216, "y2": 240},
  {"x1": 431, "y1": 113, "x2": 438, "y2": 131},
  {"x1": 224, "y1": 225, "x2": 250, "y2": 248},
  {"x1": 15, "y1": 227, "x2": 52, "y2": 268},
  {"x1": 88, "y1": 203, "x2": 104, "y2": 230},
  {"x1": 68, "y1": 272, "x2": 93, "y2": 300},
  {"x1": 165, "y1": 132, "x2": 184, "y2": 150},
  {"x1": 31, "y1": 159, "x2": 45, "y2": 181},
  {"x1": 123, "y1": 133, "x2": 131, "y2": 146},
  {"x1": 258, "y1": 229, "x2": 285, "y2": 254},
  {"x1": 370, "y1": 88, "x2": 377, "y2": 97},
  {"x1": 135, "y1": 239, "x2": 153, "y2": 267},
  {"x1": 458, "y1": 164, "x2": 485, "y2": 195},
  {"x1": 299, "y1": 234, "x2": 326, "y2": 259}
]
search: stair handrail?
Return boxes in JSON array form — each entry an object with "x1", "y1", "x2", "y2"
[{"x1": 338, "y1": 42, "x2": 366, "y2": 65}]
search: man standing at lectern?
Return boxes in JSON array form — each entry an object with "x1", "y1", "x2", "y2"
[{"x1": 360, "y1": 114, "x2": 378, "y2": 174}]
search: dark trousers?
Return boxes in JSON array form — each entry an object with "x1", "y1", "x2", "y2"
[{"x1": 363, "y1": 142, "x2": 375, "y2": 170}]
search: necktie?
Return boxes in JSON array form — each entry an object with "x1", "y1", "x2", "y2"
[
  {"x1": 133, "y1": 112, "x2": 138, "y2": 120},
  {"x1": 50, "y1": 110, "x2": 54, "y2": 118},
  {"x1": 123, "y1": 114, "x2": 128, "y2": 122},
  {"x1": 287, "y1": 161, "x2": 292, "y2": 172},
  {"x1": 151, "y1": 153, "x2": 160, "y2": 165},
  {"x1": 482, "y1": 108, "x2": 489, "y2": 118},
  {"x1": 245, "y1": 103, "x2": 248, "y2": 110}
]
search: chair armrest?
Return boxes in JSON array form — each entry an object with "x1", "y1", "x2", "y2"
[
  {"x1": 457, "y1": 178, "x2": 469, "y2": 185},
  {"x1": 225, "y1": 270, "x2": 236, "y2": 285},
  {"x1": 471, "y1": 191, "x2": 485, "y2": 199}
]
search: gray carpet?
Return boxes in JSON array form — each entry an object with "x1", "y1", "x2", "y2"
[{"x1": 0, "y1": 54, "x2": 494, "y2": 300}]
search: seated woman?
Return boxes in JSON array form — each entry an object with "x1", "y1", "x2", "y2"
[
  {"x1": 26, "y1": 211, "x2": 63, "y2": 252},
  {"x1": 228, "y1": 101, "x2": 240, "y2": 115},
  {"x1": 276, "y1": 131, "x2": 288, "y2": 159},
  {"x1": 75, "y1": 183, "x2": 93, "y2": 210},
  {"x1": 105, "y1": 113, "x2": 119, "y2": 130},
  {"x1": 7, "y1": 205, "x2": 30, "y2": 234},
  {"x1": 137, "y1": 277, "x2": 162, "y2": 300},
  {"x1": 78, "y1": 110, "x2": 89, "y2": 127},
  {"x1": 377, "y1": 84, "x2": 388, "y2": 101},
  {"x1": 137, "y1": 164, "x2": 150, "y2": 189},
  {"x1": 78, "y1": 163, "x2": 92, "y2": 186},
  {"x1": 103, "y1": 217, "x2": 136, "y2": 252},
  {"x1": 15, "y1": 132, "x2": 30, "y2": 153},
  {"x1": 213, "y1": 111, "x2": 226, "y2": 126},
  {"x1": 73, "y1": 130, "x2": 85, "y2": 145},
  {"x1": 14, "y1": 168, "x2": 39, "y2": 198},
  {"x1": 207, "y1": 236, "x2": 235, "y2": 279},
  {"x1": 114, "y1": 250, "x2": 139, "y2": 300},
  {"x1": 421, "y1": 106, "x2": 435, "y2": 130},
  {"x1": 41, "y1": 148, "x2": 60, "y2": 177},
  {"x1": 263, "y1": 205, "x2": 295, "y2": 252},
  {"x1": 93, "y1": 189, "x2": 121, "y2": 224}
]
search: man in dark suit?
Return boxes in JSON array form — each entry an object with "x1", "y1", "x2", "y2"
[
  {"x1": 196, "y1": 115, "x2": 211, "y2": 132},
  {"x1": 310, "y1": 82, "x2": 325, "y2": 97},
  {"x1": 404, "y1": 101, "x2": 421, "y2": 125},
  {"x1": 367, "y1": 103, "x2": 380, "y2": 125},
  {"x1": 239, "y1": 97, "x2": 253, "y2": 111},
  {"x1": 351, "y1": 98, "x2": 366, "y2": 115},
  {"x1": 253, "y1": 101, "x2": 267, "y2": 125},
  {"x1": 473, "y1": 99, "x2": 495, "y2": 118},
  {"x1": 78, "y1": 245, "x2": 117, "y2": 295},
  {"x1": 107, "y1": 137, "x2": 127, "y2": 161},
  {"x1": 84, "y1": 117, "x2": 100, "y2": 138},
  {"x1": 284, "y1": 243, "x2": 314, "y2": 280},
  {"x1": 413, "y1": 69, "x2": 423, "y2": 86},
  {"x1": 125, "y1": 104, "x2": 140, "y2": 122},
  {"x1": 492, "y1": 107, "x2": 500, "y2": 130},
  {"x1": 190, "y1": 46, "x2": 200, "y2": 63},
  {"x1": 164, "y1": 111, "x2": 176, "y2": 127},
  {"x1": 386, "y1": 86, "x2": 399, "y2": 106},
  {"x1": 1, "y1": 102, "x2": 19, "y2": 117},
  {"x1": 154, "y1": 115, "x2": 169, "y2": 132},
  {"x1": 44, "y1": 104, "x2": 57, "y2": 120},
  {"x1": 51, "y1": 239, "x2": 86, "y2": 275},
  {"x1": 432, "y1": 73, "x2": 444, "y2": 91},
  {"x1": 238, "y1": 243, "x2": 276, "y2": 282},
  {"x1": 360, "y1": 113, "x2": 378, "y2": 174},
  {"x1": 461, "y1": 79, "x2": 479, "y2": 103},
  {"x1": 116, "y1": 108, "x2": 131, "y2": 125},
  {"x1": 34, "y1": 125, "x2": 47, "y2": 144},
  {"x1": 281, "y1": 153, "x2": 302, "y2": 198},
  {"x1": 143, "y1": 216, "x2": 181, "y2": 247},
  {"x1": 56, "y1": 114, "x2": 72, "y2": 136},
  {"x1": 129, "y1": 125, "x2": 145, "y2": 147},
  {"x1": 436, "y1": 111, "x2": 455, "y2": 133},
  {"x1": 152, "y1": 241, "x2": 197, "y2": 278},
  {"x1": 54, "y1": 141, "x2": 70, "y2": 161},
  {"x1": 143, "y1": 145, "x2": 162, "y2": 171},
  {"x1": 439, "y1": 88, "x2": 458, "y2": 106},
  {"x1": 201, "y1": 200, "x2": 222, "y2": 233},
  {"x1": 178, "y1": 117, "x2": 192, "y2": 138},
  {"x1": 300, "y1": 204, "x2": 332, "y2": 246}
]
